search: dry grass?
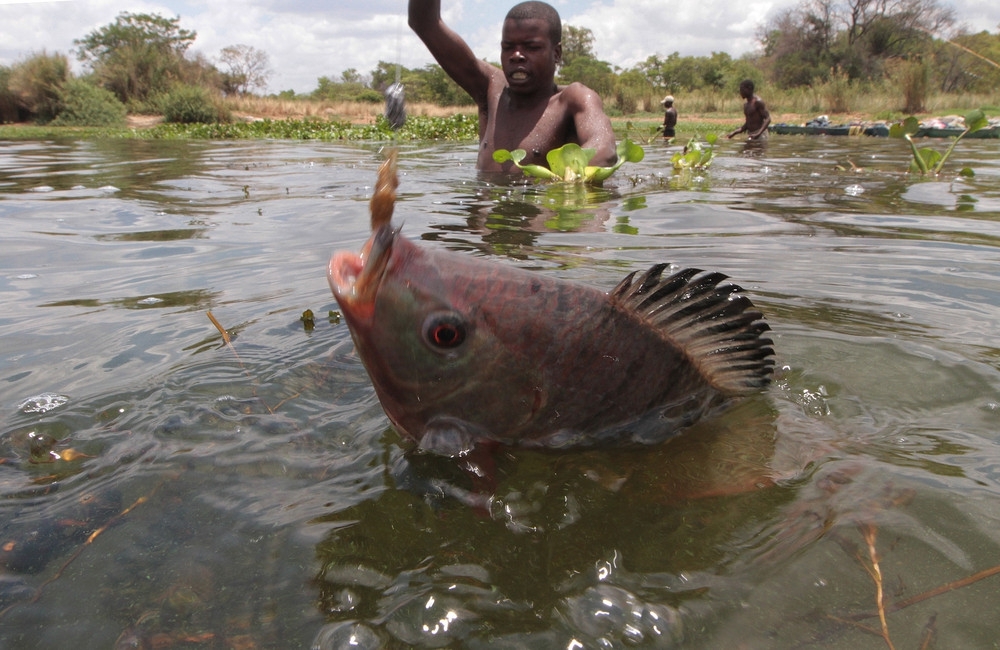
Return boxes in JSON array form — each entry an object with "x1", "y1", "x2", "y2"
[{"x1": 222, "y1": 96, "x2": 472, "y2": 123}]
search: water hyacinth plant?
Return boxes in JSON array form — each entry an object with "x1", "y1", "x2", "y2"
[
  {"x1": 493, "y1": 139, "x2": 645, "y2": 183},
  {"x1": 671, "y1": 134, "x2": 718, "y2": 170},
  {"x1": 889, "y1": 109, "x2": 989, "y2": 176}
]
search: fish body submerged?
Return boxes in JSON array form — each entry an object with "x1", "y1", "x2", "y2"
[{"x1": 329, "y1": 225, "x2": 774, "y2": 456}]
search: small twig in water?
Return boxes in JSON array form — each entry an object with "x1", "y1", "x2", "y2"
[
  {"x1": 207, "y1": 310, "x2": 231, "y2": 345},
  {"x1": 860, "y1": 523, "x2": 896, "y2": 650}
]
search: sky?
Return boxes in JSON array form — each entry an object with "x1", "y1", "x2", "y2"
[{"x1": 2, "y1": 0, "x2": 998, "y2": 95}]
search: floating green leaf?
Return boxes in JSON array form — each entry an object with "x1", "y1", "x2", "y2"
[
  {"x1": 965, "y1": 108, "x2": 988, "y2": 133},
  {"x1": 493, "y1": 139, "x2": 645, "y2": 183},
  {"x1": 888, "y1": 116, "x2": 920, "y2": 138}
]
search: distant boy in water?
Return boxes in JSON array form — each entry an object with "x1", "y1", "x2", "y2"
[
  {"x1": 661, "y1": 95, "x2": 677, "y2": 139},
  {"x1": 727, "y1": 79, "x2": 771, "y2": 141},
  {"x1": 409, "y1": 0, "x2": 617, "y2": 171}
]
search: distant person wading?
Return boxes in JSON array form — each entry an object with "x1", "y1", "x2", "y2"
[
  {"x1": 727, "y1": 79, "x2": 771, "y2": 141},
  {"x1": 661, "y1": 95, "x2": 677, "y2": 139}
]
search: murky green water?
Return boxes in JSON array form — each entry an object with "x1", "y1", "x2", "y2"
[{"x1": 2, "y1": 133, "x2": 1000, "y2": 648}]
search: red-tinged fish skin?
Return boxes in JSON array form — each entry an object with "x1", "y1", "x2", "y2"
[{"x1": 329, "y1": 226, "x2": 773, "y2": 455}]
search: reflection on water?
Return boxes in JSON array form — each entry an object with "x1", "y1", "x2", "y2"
[{"x1": 2, "y1": 134, "x2": 1000, "y2": 648}]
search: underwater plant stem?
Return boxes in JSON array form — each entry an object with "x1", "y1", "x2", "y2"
[
  {"x1": 0, "y1": 491, "x2": 156, "y2": 620},
  {"x1": 888, "y1": 563, "x2": 1000, "y2": 613},
  {"x1": 905, "y1": 135, "x2": 928, "y2": 174},
  {"x1": 861, "y1": 524, "x2": 896, "y2": 650},
  {"x1": 933, "y1": 130, "x2": 967, "y2": 174}
]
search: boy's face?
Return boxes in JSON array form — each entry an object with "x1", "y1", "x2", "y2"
[{"x1": 500, "y1": 18, "x2": 561, "y2": 95}]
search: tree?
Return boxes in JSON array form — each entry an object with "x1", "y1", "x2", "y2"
[
  {"x1": 558, "y1": 56, "x2": 614, "y2": 95},
  {"x1": 561, "y1": 25, "x2": 596, "y2": 66},
  {"x1": 759, "y1": 1, "x2": 838, "y2": 87},
  {"x1": 74, "y1": 12, "x2": 196, "y2": 103},
  {"x1": 218, "y1": 44, "x2": 272, "y2": 96},
  {"x1": 557, "y1": 24, "x2": 614, "y2": 95}
]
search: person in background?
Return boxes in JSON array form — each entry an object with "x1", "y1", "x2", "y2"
[
  {"x1": 727, "y1": 79, "x2": 771, "y2": 140},
  {"x1": 408, "y1": 0, "x2": 617, "y2": 171},
  {"x1": 661, "y1": 95, "x2": 677, "y2": 139}
]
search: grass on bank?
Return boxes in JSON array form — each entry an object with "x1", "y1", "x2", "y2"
[{"x1": 1, "y1": 89, "x2": 998, "y2": 141}]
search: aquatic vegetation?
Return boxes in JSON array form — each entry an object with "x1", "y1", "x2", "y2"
[
  {"x1": 889, "y1": 109, "x2": 989, "y2": 175},
  {"x1": 671, "y1": 134, "x2": 718, "y2": 170},
  {"x1": 492, "y1": 139, "x2": 645, "y2": 183},
  {"x1": 133, "y1": 113, "x2": 479, "y2": 141}
]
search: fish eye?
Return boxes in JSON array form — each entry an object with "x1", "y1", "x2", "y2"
[{"x1": 422, "y1": 312, "x2": 467, "y2": 350}]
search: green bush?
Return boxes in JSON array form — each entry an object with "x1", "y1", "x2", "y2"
[
  {"x1": 356, "y1": 89, "x2": 384, "y2": 103},
  {"x1": 158, "y1": 84, "x2": 229, "y2": 124},
  {"x1": 8, "y1": 51, "x2": 69, "y2": 123},
  {"x1": 50, "y1": 79, "x2": 126, "y2": 126},
  {"x1": 0, "y1": 66, "x2": 21, "y2": 123}
]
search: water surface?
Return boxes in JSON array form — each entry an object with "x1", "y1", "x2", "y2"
[{"x1": 2, "y1": 133, "x2": 1000, "y2": 648}]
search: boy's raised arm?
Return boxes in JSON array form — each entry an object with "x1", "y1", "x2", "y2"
[{"x1": 408, "y1": 0, "x2": 496, "y2": 107}]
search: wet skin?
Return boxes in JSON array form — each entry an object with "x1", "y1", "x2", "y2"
[{"x1": 408, "y1": 2, "x2": 617, "y2": 171}]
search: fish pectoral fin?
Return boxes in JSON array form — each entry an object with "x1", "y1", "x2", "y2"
[
  {"x1": 418, "y1": 417, "x2": 484, "y2": 458},
  {"x1": 611, "y1": 264, "x2": 775, "y2": 394}
]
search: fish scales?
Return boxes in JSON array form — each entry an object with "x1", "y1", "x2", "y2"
[{"x1": 329, "y1": 225, "x2": 772, "y2": 456}]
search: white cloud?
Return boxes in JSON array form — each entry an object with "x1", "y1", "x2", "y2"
[{"x1": 1, "y1": 0, "x2": 997, "y2": 94}]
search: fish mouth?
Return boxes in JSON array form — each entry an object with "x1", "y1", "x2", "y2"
[{"x1": 328, "y1": 224, "x2": 396, "y2": 322}]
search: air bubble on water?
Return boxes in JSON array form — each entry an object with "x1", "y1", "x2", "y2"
[
  {"x1": 19, "y1": 392, "x2": 69, "y2": 413},
  {"x1": 844, "y1": 184, "x2": 864, "y2": 196},
  {"x1": 311, "y1": 621, "x2": 383, "y2": 650},
  {"x1": 137, "y1": 296, "x2": 163, "y2": 305},
  {"x1": 98, "y1": 185, "x2": 120, "y2": 193},
  {"x1": 30, "y1": 185, "x2": 54, "y2": 193}
]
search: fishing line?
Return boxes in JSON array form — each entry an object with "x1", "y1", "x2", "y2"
[{"x1": 384, "y1": 13, "x2": 406, "y2": 131}]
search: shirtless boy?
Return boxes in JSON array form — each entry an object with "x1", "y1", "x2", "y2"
[
  {"x1": 727, "y1": 79, "x2": 771, "y2": 141},
  {"x1": 408, "y1": 0, "x2": 617, "y2": 171}
]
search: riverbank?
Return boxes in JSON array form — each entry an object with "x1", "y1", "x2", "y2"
[{"x1": 0, "y1": 105, "x2": 994, "y2": 142}]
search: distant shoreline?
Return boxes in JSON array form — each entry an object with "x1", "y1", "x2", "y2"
[{"x1": 0, "y1": 108, "x2": 992, "y2": 141}]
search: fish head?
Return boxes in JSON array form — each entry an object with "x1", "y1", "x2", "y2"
[{"x1": 329, "y1": 225, "x2": 538, "y2": 455}]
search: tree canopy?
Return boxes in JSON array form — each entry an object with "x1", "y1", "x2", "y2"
[
  {"x1": 74, "y1": 12, "x2": 197, "y2": 103},
  {"x1": 219, "y1": 44, "x2": 272, "y2": 96}
]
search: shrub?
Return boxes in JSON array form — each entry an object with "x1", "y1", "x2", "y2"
[
  {"x1": 0, "y1": 66, "x2": 22, "y2": 123},
  {"x1": 8, "y1": 51, "x2": 69, "y2": 123},
  {"x1": 898, "y1": 59, "x2": 929, "y2": 114},
  {"x1": 50, "y1": 79, "x2": 126, "y2": 126},
  {"x1": 356, "y1": 89, "x2": 384, "y2": 104},
  {"x1": 815, "y1": 67, "x2": 853, "y2": 113},
  {"x1": 158, "y1": 84, "x2": 230, "y2": 124}
]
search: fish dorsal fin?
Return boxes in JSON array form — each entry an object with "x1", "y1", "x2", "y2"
[{"x1": 611, "y1": 264, "x2": 774, "y2": 394}]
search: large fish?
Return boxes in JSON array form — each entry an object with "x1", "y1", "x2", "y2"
[{"x1": 328, "y1": 223, "x2": 774, "y2": 457}]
